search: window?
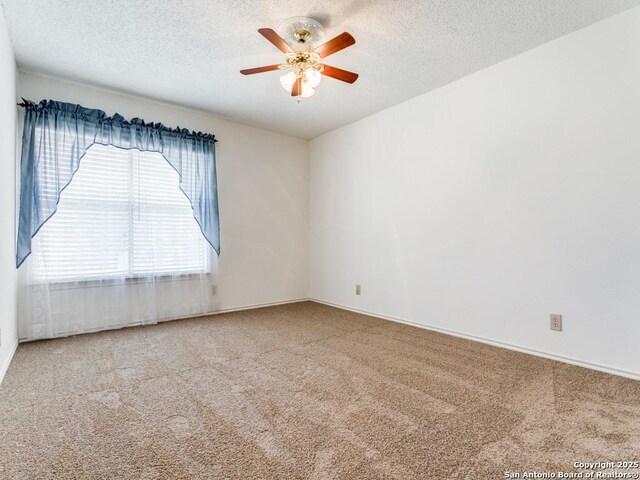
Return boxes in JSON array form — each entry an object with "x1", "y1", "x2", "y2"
[{"x1": 33, "y1": 144, "x2": 209, "y2": 281}]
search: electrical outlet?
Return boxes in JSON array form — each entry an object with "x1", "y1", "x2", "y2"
[
  {"x1": 550, "y1": 314, "x2": 562, "y2": 332},
  {"x1": 211, "y1": 285, "x2": 218, "y2": 297},
  {"x1": 355, "y1": 284, "x2": 361, "y2": 295}
]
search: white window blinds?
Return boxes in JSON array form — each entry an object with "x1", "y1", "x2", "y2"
[{"x1": 32, "y1": 143, "x2": 209, "y2": 281}]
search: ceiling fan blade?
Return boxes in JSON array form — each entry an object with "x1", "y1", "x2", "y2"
[
  {"x1": 258, "y1": 28, "x2": 293, "y2": 54},
  {"x1": 321, "y1": 65, "x2": 359, "y2": 84},
  {"x1": 240, "y1": 65, "x2": 283, "y2": 75},
  {"x1": 313, "y1": 32, "x2": 355, "y2": 58},
  {"x1": 291, "y1": 77, "x2": 302, "y2": 96}
]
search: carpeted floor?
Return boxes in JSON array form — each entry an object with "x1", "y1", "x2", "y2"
[{"x1": 0, "y1": 301, "x2": 638, "y2": 479}]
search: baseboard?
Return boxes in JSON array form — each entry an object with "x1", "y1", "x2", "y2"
[
  {"x1": 0, "y1": 339, "x2": 19, "y2": 385},
  {"x1": 157, "y1": 298, "x2": 312, "y2": 323},
  {"x1": 310, "y1": 299, "x2": 640, "y2": 381},
  {"x1": 206, "y1": 298, "x2": 311, "y2": 316}
]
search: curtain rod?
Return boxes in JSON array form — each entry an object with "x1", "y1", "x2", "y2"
[{"x1": 15, "y1": 99, "x2": 217, "y2": 142}]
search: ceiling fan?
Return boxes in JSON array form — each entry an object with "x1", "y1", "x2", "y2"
[{"x1": 240, "y1": 17, "x2": 358, "y2": 98}]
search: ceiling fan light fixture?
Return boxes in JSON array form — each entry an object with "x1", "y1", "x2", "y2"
[
  {"x1": 280, "y1": 71, "x2": 297, "y2": 91},
  {"x1": 301, "y1": 81, "x2": 315, "y2": 98},
  {"x1": 304, "y1": 67, "x2": 321, "y2": 88}
]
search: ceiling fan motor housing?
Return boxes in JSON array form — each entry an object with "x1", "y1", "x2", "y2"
[{"x1": 285, "y1": 51, "x2": 324, "y2": 77}]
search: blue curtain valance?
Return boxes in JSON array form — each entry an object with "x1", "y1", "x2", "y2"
[{"x1": 16, "y1": 99, "x2": 220, "y2": 268}]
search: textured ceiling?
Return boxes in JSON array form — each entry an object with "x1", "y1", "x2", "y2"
[{"x1": 2, "y1": 0, "x2": 639, "y2": 139}]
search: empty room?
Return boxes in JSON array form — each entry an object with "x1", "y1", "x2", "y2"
[{"x1": 0, "y1": 1, "x2": 639, "y2": 478}]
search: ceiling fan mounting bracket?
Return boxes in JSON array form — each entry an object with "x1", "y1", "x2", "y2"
[
  {"x1": 278, "y1": 16, "x2": 325, "y2": 48},
  {"x1": 293, "y1": 29, "x2": 311, "y2": 44}
]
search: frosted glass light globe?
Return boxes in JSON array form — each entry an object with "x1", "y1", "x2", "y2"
[
  {"x1": 304, "y1": 68, "x2": 321, "y2": 88},
  {"x1": 301, "y1": 81, "x2": 315, "y2": 98},
  {"x1": 280, "y1": 71, "x2": 297, "y2": 91}
]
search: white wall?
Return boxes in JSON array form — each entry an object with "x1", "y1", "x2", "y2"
[
  {"x1": 0, "y1": 10, "x2": 18, "y2": 382},
  {"x1": 309, "y1": 8, "x2": 640, "y2": 377},
  {"x1": 18, "y1": 71, "x2": 309, "y2": 313}
]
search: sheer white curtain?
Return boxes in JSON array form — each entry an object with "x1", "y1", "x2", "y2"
[{"x1": 18, "y1": 144, "x2": 219, "y2": 341}]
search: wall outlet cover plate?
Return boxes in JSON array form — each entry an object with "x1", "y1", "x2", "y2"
[{"x1": 550, "y1": 313, "x2": 562, "y2": 332}]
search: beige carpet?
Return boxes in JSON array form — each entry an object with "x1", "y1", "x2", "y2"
[{"x1": 0, "y1": 301, "x2": 638, "y2": 479}]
